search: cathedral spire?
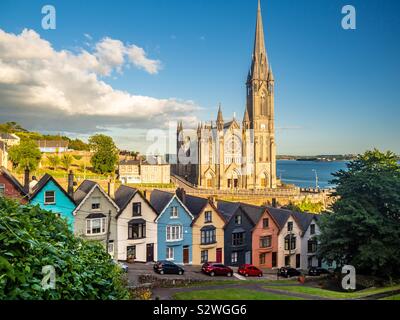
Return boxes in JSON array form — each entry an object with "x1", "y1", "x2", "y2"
[
  {"x1": 217, "y1": 103, "x2": 224, "y2": 130},
  {"x1": 249, "y1": 0, "x2": 269, "y2": 81}
]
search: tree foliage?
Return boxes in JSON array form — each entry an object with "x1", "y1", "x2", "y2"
[
  {"x1": 318, "y1": 149, "x2": 400, "y2": 277},
  {"x1": 286, "y1": 197, "x2": 324, "y2": 214},
  {"x1": 47, "y1": 155, "x2": 60, "y2": 170},
  {"x1": 89, "y1": 134, "x2": 118, "y2": 174},
  {"x1": 60, "y1": 154, "x2": 73, "y2": 171},
  {"x1": 8, "y1": 140, "x2": 42, "y2": 171},
  {"x1": 0, "y1": 198, "x2": 129, "y2": 300}
]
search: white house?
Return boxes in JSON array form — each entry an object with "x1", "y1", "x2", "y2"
[
  {"x1": 300, "y1": 216, "x2": 320, "y2": 270},
  {"x1": 115, "y1": 185, "x2": 158, "y2": 262},
  {"x1": 0, "y1": 133, "x2": 20, "y2": 148},
  {"x1": 276, "y1": 214, "x2": 303, "y2": 268}
]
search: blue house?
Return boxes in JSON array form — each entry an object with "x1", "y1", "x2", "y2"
[
  {"x1": 30, "y1": 174, "x2": 76, "y2": 229},
  {"x1": 150, "y1": 189, "x2": 194, "y2": 265}
]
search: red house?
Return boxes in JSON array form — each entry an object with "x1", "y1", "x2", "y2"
[
  {"x1": 251, "y1": 207, "x2": 280, "y2": 269},
  {"x1": 0, "y1": 167, "x2": 28, "y2": 203}
]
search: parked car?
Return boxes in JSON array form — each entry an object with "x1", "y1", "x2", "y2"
[
  {"x1": 112, "y1": 260, "x2": 128, "y2": 273},
  {"x1": 153, "y1": 260, "x2": 184, "y2": 275},
  {"x1": 278, "y1": 267, "x2": 301, "y2": 278},
  {"x1": 202, "y1": 262, "x2": 233, "y2": 277},
  {"x1": 308, "y1": 267, "x2": 331, "y2": 276},
  {"x1": 238, "y1": 264, "x2": 263, "y2": 277}
]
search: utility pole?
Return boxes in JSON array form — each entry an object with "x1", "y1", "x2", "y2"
[
  {"x1": 106, "y1": 209, "x2": 112, "y2": 257},
  {"x1": 312, "y1": 169, "x2": 319, "y2": 189}
]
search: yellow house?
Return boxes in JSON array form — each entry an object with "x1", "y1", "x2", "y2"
[{"x1": 176, "y1": 189, "x2": 226, "y2": 265}]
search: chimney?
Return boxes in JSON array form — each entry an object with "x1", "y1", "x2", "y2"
[
  {"x1": 176, "y1": 187, "x2": 186, "y2": 205},
  {"x1": 24, "y1": 168, "x2": 30, "y2": 194},
  {"x1": 67, "y1": 170, "x2": 74, "y2": 197},
  {"x1": 208, "y1": 195, "x2": 218, "y2": 208},
  {"x1": 108, "y1": 179, "x2": 115, "y2": 198}
]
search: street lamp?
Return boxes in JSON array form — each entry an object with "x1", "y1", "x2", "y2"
[{"x1": 312, "y1": 169, "x2": 319, "y2": 189}]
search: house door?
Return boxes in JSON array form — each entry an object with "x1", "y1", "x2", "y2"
[
  {"x1": 296, "y1": 254, "x2": 301, "y2": 268},
  {"x1": 183, "y1": 246, "x2": 189, "y2": 264},
  {"x1": 272, "y1": 252, "x2": 277, "y2": 268},
  {"x1": 146, "y1": 243, "x2": 154, "y2": 262},
  {"x1": 245, "y1": 251, "x2": 251, "y2": 264},
  {"x1": 216, "y1": 248, "x2": 222, "y2": 263}
]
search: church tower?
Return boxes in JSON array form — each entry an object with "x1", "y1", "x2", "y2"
[{"x1": 245, "y1": 0, "x2": 277, "y2": 188}]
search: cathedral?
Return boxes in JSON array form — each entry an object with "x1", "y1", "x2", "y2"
[{"x1": 175, "y1": 0, "x2": 277, "y2": 190}]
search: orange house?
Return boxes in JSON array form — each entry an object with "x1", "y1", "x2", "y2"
[{"x1": 252, "y1": 208, "x2": 280, "y2": 269}]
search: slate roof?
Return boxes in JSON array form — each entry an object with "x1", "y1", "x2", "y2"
[
  {"x1": 266, "y1": 206, "x2": 318, "y2": 234},
  {"x1": 73, "y1": 180, "x2": 97, "y2": 205},
  {"x1": 149, "y1": 189, "x2": 175, "y2": 214},
  {"x1": 0, "y1": 166, "x2": 26, "y2": 196},
  {"x1": 182, "y1": 194, "x2": 208, "y2": 218},
  {"x1": 292, "y1": 211, "x2": 317, "y2": 234},
  {"x1": 265, "y1": 206, "x2": 293, "y2": 230},
  {"x1": 217, "y1": 200, "x2": 241, "y2": 221},
  {"x1": 239, "y1": 202, "x2": 265, "y2": 225},
  {"x1": 0, "y1": 133, "x2": 18, "y2": 140},
  {"x1": 114, "y1": 185, "x2": 138, "y2": 212}
]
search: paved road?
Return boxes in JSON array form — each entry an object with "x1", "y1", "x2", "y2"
[{"x1": 127, "y1": 262, "x2": 280, "y2": 287}]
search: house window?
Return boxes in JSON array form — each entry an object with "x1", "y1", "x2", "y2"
[
  {"x1": 260, "y1": 253, "x2": 267, "y2": 265},
  {"x1": 201, "y1": 229, "x2": 216, "y2": 245},
  {"x1": 132, "y1": 203, "x2": 141, "y2": 216},
  {"x1": 310, "y1": 224, "x2": 316, "y2": 235},
  {"x1": 287, "y1": 221, "x2": 293, "y2": 231},
  {"x1": 86, "y1": 218, "x2": 106, "y2": 235},
  {"x1": 91, "y1": 197, "x2": 101, "y2": 210},
  {"x1": 0, "y1": 183, "x2": 5, "y2": 196},
  {"x1": 44, "y1": 191, "x2": 55, "y2": 204},
  {"x1": 262, "y1": 218, "x2": 269, "y2": 228},
  {"x1": 308, "y1": 239, "x2": 317, "y2": 253},
  {"x1": 284, "y1": 235, "x2": 296, "y2": 250},
  {"x1": 166, "y1": 225, "x2": 183, "y2": 241},
  {"x1": 232, "y1": 232, "x2": 245, "y2": 246},
  {"x1": 259, "y1": 236, "x2": 272, "y2": 248},
  {"x1": 231, "y1": 252, "x2": 238, "y2": 264},
  {"x1": 128, "y1": 222, "x2": 146, "y2": 239},
  {"x1": 201, "y1": 250, "x2": 208, "y2": 263},
  {"x1": 235, "y1": 215, "x2": 242, "y2": 225},
  {"x1": 205, "y1": 211, "x2": 212, "y2": 223},
  {"x1": 171, "y1": 206, "x2": 178, "y2": 218},
  {"x1": 166, "y1": 247, "x2": 174, "y2": 260}
]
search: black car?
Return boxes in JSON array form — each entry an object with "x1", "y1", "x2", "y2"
[
  {"x1": 153, "y1": 260, "x2": 184, "y2": 275},
  {"x1": 278, "y1": 267, "x2": 301, "y2": 278},
  {"x1": 308, "y1": 267, "x2": 331, "y2": 276}
]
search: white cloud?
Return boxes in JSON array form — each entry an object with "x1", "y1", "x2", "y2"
[
  {"x1": 126, "y1": 45, "x2": 161, "y2": 74},
  {"x1": 0, "y1": 28, "x2": 198, "y2": 137}
]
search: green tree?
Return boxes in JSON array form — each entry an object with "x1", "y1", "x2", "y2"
[
  {"x1": 0, "y1": 197, "x2": 129, "y2": 299},
  {"x1": 89, "y1": 134, "x2": 118, "y2": 174},
  {"x1": 8, "y1": 140, "x2": 42, "y2": 171},
  {"x1": 0, "y1": 121, "x2": 27, "y2": 133},
  {"x1": 318, "y1": 149, "x2": 400, "y2": 278},
  {"x1": 69, "y1": 138, "x2": 90, "y2": 151},
  {"x1": 47, "y1": 155, "x2": 60, "y2": 170},
  {"x1": 286, "y1": 197, "x2": 324, "y2": 214},
  {"x1": 60, "y1": 154, "x2": 73, "y2": 171}
]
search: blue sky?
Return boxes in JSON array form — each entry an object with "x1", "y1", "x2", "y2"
[{"x1": 0, "y1": 0, "x2": 399, "y2": 155}]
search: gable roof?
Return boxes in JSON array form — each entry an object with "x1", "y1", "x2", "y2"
[
  {"x1": 150, "y1": 189, "x2": 194, "y2": 222},
  {"x1": 30, "y1": 173, "x2": 75, "y2": 204},
  {"x1": 266, "y1": 206, "x2": 317, "y2": 235},
  {"x1": 217, "y1": 200, "x2": 261, "y2": 227},
  {"x1": 182, "y1": 194, "x2": 227, "y2": 225},
  {"x1": 217, "y1": 200, "x2": 241, "y2": 221},
  {"x1": 73, "y1": 180, "x2": 119, "y2": 214},
  {"x1": 239, "y1": 202, "x2": 265, "y2": 225},
  {"x1": 0, "y1": 133, "x2": 19, "y2": 140},
  {"x1": 114, "y1": 185, "x2": 158, "y2": 218},
  {"x1": 0, "y1": 166, "x2": 26, "y2": 196}
]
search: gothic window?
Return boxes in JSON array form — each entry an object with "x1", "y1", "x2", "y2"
[{"x1": 261, "y1": 91, "x2": 267, "y2": 116}]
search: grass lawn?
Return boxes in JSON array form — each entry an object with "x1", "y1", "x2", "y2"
[
  {"x1": 173, "y1": 289, "x2": 304, "y2": 300},
  {"x1": 263, "y1": 284, "x2": 400, "y2": 299},
  {"x1": 381, "y1": 294, "x2": 400, "y2": 300}
]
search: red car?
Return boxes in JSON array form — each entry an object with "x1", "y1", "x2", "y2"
[
  {"x1": 202, "y1": 262, "x2": 233, "y2": 277},
  {"x1": 238, "y1": 264, "x2": 263, "y2": 277}
]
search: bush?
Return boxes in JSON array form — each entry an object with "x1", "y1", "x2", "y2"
[{"x1": 0, "y1": 198, "x2": 130, "y2": 300}]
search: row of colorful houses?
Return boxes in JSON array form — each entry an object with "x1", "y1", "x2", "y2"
[{"x1": 0, "y1": 166, "x2": 331, "y2": 270}]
